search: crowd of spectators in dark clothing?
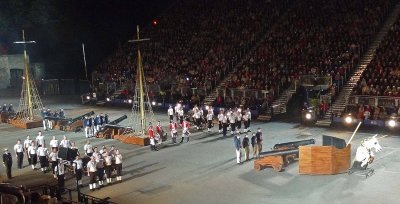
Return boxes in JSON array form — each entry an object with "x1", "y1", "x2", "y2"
[
  {"x1": 94, "y1": 0, "x2": 290, "y2": 102},
  {"x1": 228, "y1": 0, "x2": 391, "y2": 97},
  {"x1": 93, "y1": 0, "x2": 396, "y2": 111},
  {"x1": 353, "y1": 15, "x2": 400, "y2": 96}
]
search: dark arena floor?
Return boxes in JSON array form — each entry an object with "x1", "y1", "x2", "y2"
[{"x1": 1, "y1": 94, "x2": 400, "y2": 204}]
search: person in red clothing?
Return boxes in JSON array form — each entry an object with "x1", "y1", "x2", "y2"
[
  {"x1": 180, "y1": 118, "x2": 191, "y2": 143},
  {"x1": 148, "y1": 123, "x2": 158, "y2": 151},
  {"x1": 169, "y1": 120, "x2": 178, "y2": 144},
  {"x1": 155, "y1": 121, "x2": 165, "y2": 144}
]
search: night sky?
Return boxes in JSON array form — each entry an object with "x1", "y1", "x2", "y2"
[{"x1": 0, "y1": 0, "x2": 175, "y2": 79}]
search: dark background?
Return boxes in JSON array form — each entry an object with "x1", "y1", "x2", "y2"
[{"x1": 0, "y1": 0, "x2": 175, "y2": 79}]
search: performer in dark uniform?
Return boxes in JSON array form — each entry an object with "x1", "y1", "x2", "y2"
[{"x1": 3, "y1": 148, "x2": 13, "y2": 179}]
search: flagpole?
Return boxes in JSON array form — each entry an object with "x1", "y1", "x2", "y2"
[{"x1": 82, "y1": 43, "x2": 88, "y2": 80}]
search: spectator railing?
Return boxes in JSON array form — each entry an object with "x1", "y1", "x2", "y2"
[{"x1": 348, "y1": 95, "x2": 399, "y2": 108}]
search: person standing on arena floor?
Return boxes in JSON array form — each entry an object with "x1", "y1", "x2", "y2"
[
  {"x1": 233, "y1": 133, "x2": 242, "y2": 164},
  {"x1": 96, "y1": 154, "x2": 105, "y2": 188},
  {"x1": 94, "y1": 114, "x2": 101, "y2": 136},
  {"x1": 36, "y1": 131, "x2": 45, "y2": 148},
  {"x1": 148, "y1": 123, "x2": 158, "y2": 151},
  {"x1": 242, "y1": 134, "x2": 250, "y2": 161},
  {"x1": 3, "y1": 148, "x2": 13, "y2": 179},
  {"x1": 251, "y1": 133, "x2": 256, "y2": 158},
  {"x1": 222, "y1": 112, "x2": 228, "y2": 137},
  {"x1": 41, "y1": 108, "x2": 48, "y2": 131},
  {"x1": 174, "y1": 103, "x2": 180, "y2": 122},
  {"x1": 84, "y1": 140, "x2": 93, "y2": 157},
  {"x1": 255, "y1": 128, "x2": 263, "y2": 158},
  {"x1": 24, "y1": 135, "x2": 32, "y2": 165},
  {"x1": 181, "y1": 118, "x2": 191, "y2": 143},
  {"x1": 207, "y1": 110, "x2": 213, "y2": 132},
  {"x1": 168, "y1": 105, "x2": 174, "y2": 121},
  {"x1": 54, "y1": 159, "x2": 65, "y2": 192},
  {"x1": 73, "y1": 155, "x2": 83, "y2": 187},
  {"x1": 156, "y1": 121, "x2": 165, "y2": 143},
  {"x1": 246, "y1": 108, "x2": 252, "y2": 132},
  {"x1": 170, "y1": 120, "x2": 178, "y2": 144},
  {"x1": 28, "y1": 141, "x2": 38, "y2": 170},
  {"x1": 104, "y1": 152, "x2": 113, "y2": 184},
  {"x1": 49, "y1": 148, "x2": 58, "y2": 174},
  {"x1": 83, "y1": 116, "x2": 90, "y2": 138},
  {"x1": 37, "y1": 144, "x2": 49, "y2": 173},
  {"x1": 242, "y1": 112, "x2": 249, "y2": 133},
  {"x1": 49, "y1": 136, "x2": 59, "y2": 152},
  {"x1": 236, "y1": 109, "x2": 242, "y2": 133},
  {"x1": 87, "y1": 156, "x2": 97, "y2": 191},
  {"x1": 178, "y1": 107, "x2": 184, "y2": 124},
  {"x1": 14, "y1": 139, "x2": 24, "y2": 169},
  {"x1": 90, "y1": 116, "x2": 95, "y2": 138},
  {"x1": 229, "y1": 111, "x2": 236, "y2": 135},
  {"x1": 218, "y1": 110, "x2": 224, "y2": 133},
  {"x1": 59, "y1": 135, "x2": 71, "y2": 148},
  {"x1": 115, "y1": 149, "x2": 123, "y2": 182}
]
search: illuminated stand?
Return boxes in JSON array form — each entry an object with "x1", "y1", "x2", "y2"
[
  {"x1": 10, "y1": 30, "x2": 44, "y2": 129},
  {"x1": 114, "y1": 26, "x2": 155, "y2": 146}
]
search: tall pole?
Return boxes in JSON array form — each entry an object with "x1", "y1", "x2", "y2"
[
  {"x1": 137, "y1": 26, "x2": 146, "y2": 134},
  {"x1": 128, "y1": 26, "x2": 150, "y2": 135},
  {"x1": 82, "y1": 43, "x2": 88, "y2": 80},
  {"x1": 22, "y1": 30, "x2": 34, "y2": 120}
]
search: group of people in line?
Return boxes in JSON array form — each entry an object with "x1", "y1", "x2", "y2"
[
  {"x1": 83, "y1": 114, "x2": 109, "y2": 138},
  {"x1": 41, "y1": 107, "x2": 65, "y2": 131},
  {"x1": 234, "y1": 128, "x2": 264, "y2": 164},
  {"x1": 1, "y1": 103, "x2": 15, "y2": 115},
  {"x1": 165, "y1": 103, "x2": 261, "y2": 164},
  {"x1": 2, "y1": 131, "x2": 123, "y2": 192}
]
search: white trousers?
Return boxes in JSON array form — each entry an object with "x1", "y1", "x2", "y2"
[
  {"x1": 236, "y1": 149, "x2": 241, "y2": 164},
  {"x1": 150, "y1": 138, "x2": 155, "y2": 145}
]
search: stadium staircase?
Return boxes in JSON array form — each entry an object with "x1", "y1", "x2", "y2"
[
  {"x1": 258, "y1": 89, "x2": 296, "y2": 121},
  {"x1": 315, "y1": 2, "x2": 400, "y2": 127}
]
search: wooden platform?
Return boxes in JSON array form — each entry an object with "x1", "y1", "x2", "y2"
[
  {"x1": 114, "y1": 134, "x2": 150, "y2": 146},
  {"x1": 10, "y1": 119, "x2": 43, "y2": 129},
  {"x1": 299, "y1": 145, "x2": 351, "y2": 175}
]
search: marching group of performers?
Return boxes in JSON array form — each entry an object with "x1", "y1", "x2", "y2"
[
  {"x1": 83, "y1": 114, "x2": 109, "y2": 138},
  {"x1": 151, "y1": 104, "x2": 253, "y2": 151},
  {"x1": 2, "y1": 131, "x2": 123, "y2": 192}
]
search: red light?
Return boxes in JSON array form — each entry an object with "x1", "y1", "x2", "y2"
[{"x1": 152, "y1": 20, "x2": 158, "y2": 25}]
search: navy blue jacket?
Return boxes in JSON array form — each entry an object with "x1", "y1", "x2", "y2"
[{"x1": 234, "y1": 136, "x2": 241, "y2": 151}]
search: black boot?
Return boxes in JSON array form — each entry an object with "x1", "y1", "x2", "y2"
[
  {"x1": 150, "y1": 145, "x2": 154, "y2": 151},
  {"x1": 186, "y1": 137, "x2": 189, "y2": 142},
  {"x1": 180, "y1": 137, "x2": 184, "y2": 143}
]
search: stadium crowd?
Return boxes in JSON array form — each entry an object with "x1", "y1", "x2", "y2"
[
  {"x1": 353, "y1": 15, "x2": 400, "y2": 96},
  {"x1": 93, "y1": 0, "x2": 290, "y2": 103}
]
